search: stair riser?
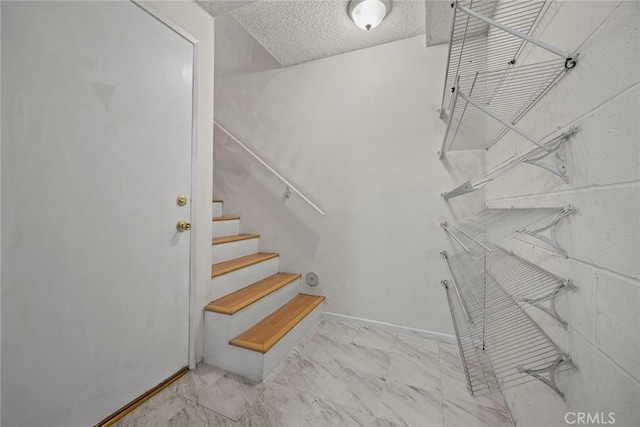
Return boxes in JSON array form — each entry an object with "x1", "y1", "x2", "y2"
[
  {"x1": 212, "y1": 219, "x2": 240, "y2": 238},
  {"x1": 261, "y1": 300, "x2": 323, "y2": 379},
  {"x1": 230, "y1": 278, "x2": 300, "y2": 337},
  {"x1": 212, "y1": 202, "x2": 223, "y2": 217},
  {"x1": 212, "y1": 238, "x2": 260, "y2": 264},
  {"x1": 203, "y1": 280, "x2": 299, "y2": 357},
  {"x1": 203, "y1": 300, "x2": 323, "y2": 382},
  {"x1": 209, "y1": 257, "x2": 279, "y2": 301},
  {"x1": 203, "y1": 337, "x2": 263, "y2": 382}
]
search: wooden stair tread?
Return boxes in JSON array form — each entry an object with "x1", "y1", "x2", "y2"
[
  {"x1": 212, "y1": 216, "x2": 240, "y2": 221},
  {"x1": 211, "y1": 253, "x2": 278, "y2": 278},
  {"x1": 212, "y1": 234, "x2": 259, "y2": 245},
  {"x1": 205, "y1": 273, "x2": 301, "y2": 315},
  {"x1": 229, "y1": 294, "x2": 325, "y2": 353}
]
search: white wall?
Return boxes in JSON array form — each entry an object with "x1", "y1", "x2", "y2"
[
  {"x1": 214, "y1": 15, "x2": 485, "y2": 335},
  {"x1": 484, "y1": 2, "x2": 640, "y2": 426},
  {"x1": 142, "y1": 0, "x2": 214, "y2": 364}
]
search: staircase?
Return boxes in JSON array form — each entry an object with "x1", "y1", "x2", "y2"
[{"x1": 204, "y1": 201, "x2": 324, "y2": 382}]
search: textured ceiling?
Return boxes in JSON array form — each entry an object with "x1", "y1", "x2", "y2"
[
  {"x1": 230, "y1": 0, "x2": 426, "y2": 66},
  {"x1": 197, "y1": 0, "x2": 453, "y2": 66},
  {"x1": 196, "y1": 1, "x2": 256, "y2": 17}
]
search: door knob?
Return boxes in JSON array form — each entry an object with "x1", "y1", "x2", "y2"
[{"x1": 176, "y1": 220, "x2": 191, "y2": 232}]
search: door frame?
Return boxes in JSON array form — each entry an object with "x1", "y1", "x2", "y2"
[{"x1": 132, "y1": 0, "x2": 200, "y2": 370}]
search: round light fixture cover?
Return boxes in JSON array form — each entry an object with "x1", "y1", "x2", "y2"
[{"x1": 349, "y1": 0, "x2": 391, "y2": 31}]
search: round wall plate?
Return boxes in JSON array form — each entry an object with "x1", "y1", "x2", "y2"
[{"x1": 305, "y1": 272, "x2": 319, "y2": 287}]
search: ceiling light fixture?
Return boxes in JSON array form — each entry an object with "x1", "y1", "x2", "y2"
[{"x1": 348, "y1": 0, "x2": 391, "y2": 31}]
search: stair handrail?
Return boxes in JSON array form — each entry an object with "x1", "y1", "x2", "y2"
[{"x1": 214, "y1": 121, "x2": 326, "y2": 216}]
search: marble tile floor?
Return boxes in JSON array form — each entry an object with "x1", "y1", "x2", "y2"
[{"x1": 116, "y1": 320, "x2": 514, "y2": 427}]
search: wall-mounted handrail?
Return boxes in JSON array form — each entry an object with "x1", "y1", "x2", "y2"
[{"x1": 214, "y1": 121, "x2": 326, "y2": 216}]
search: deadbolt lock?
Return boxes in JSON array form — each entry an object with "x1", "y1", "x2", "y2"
[
  {"x1": 177, "y1": 195, "x2": 188, "y2": 207},
  {"x1": 176, "y1": 220, "x2": 191, "y2": 232}
]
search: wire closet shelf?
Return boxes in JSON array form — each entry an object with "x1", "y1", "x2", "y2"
[
  {"x1": 468, "y1": 249, "x2": 573, "y2": 327},
  {"x1": 441, "y1": 60, "x2": 567, "y2": 154},
  {"x1": 441, "y1": 250, "x2": 572, "y2": 399},
  {"x1": 441, "y1": 207, "x2": 575, "y2": 259},
  {"x1": 442, "y1": 126, "x2": 578, "y2": 200},
  {"x1": 438, "y1": 0, "x2": 578, "y2": 159}
]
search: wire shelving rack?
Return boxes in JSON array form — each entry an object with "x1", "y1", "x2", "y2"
[
  {"x1": 435, "y1": 0, "x2": 580, "y2": 404},
  {"x1": 441, "y1": 60, "x2": 570, "y2": 154},
  {"x1": 438, "y1": 0, "x2": 578, "y2": 185},
  {"x1": 441, "y1": 207, "x2": 575, "y2": 259},
  {"x1": 442, "y1": 126, "x2": 578, "y2": 200},
  {"x1": 470, "y1": 249, "x2": 573, "y2": 327},
  {"x1": 441, "y1": 0, "x2": 553, "y2": 113},
  {"x1": 441, "y1": 250, "x2": 573, "y2": 399}
]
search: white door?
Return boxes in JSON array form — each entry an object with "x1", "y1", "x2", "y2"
[{"x1": 1, "y1": 2, "x2": 194, "y2": 426}]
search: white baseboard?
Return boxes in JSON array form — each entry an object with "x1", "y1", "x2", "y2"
[{"x1": 322, "y1": 312, "x2": 456, "y2": 344}]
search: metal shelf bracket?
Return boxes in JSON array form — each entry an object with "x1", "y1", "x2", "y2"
[
  {"x1": 520, "y1": 208, "x2": 575, "y2": 258},
  {"x1": 517, "y1": 280, "x2": 576, "y2": 329},
  {"x1": 517, "y1": 353, "x2": 573, "y2": 401},
  {"x1": 524, "y1": 141, "x2": 570, "y2": 183}
]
